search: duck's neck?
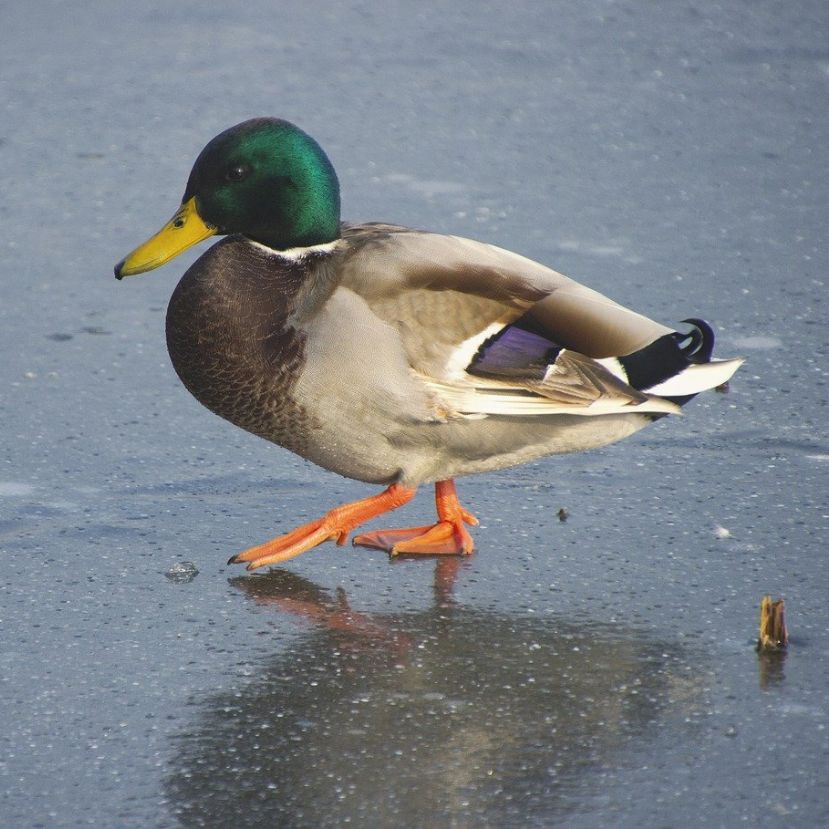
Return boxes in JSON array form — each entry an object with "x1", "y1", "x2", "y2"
[{"x1": 245, "y1": 237, "x2": 341, "y2": 262}]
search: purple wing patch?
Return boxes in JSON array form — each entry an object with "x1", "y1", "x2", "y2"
[{"x1": 468, "y1": 324, "x2": 562, "y2": 379}]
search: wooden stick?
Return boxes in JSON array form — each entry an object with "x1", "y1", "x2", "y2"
[{"x1": 757, "y1": 595, "x2": 788, "y2": 650}]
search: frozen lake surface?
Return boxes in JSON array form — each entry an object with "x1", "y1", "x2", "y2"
[{"x1": 3, "y1": 1, "x2": 828, "y2": 826}]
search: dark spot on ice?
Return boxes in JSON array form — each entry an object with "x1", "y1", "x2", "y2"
[
  {"x1": 47, "y1": 333, "x2": 73, "y2": 342},
  {"x1": 78, "y1": 326, "x2": 112, "y2": 335}
]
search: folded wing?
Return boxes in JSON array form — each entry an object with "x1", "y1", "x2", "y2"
[{"x1": 338, "y1": 224, "x2": 742, "y2": 420}]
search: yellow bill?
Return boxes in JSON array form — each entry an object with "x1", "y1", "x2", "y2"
[{"x1": 115, "y1": 197, "x2": 216, "y2": 279}]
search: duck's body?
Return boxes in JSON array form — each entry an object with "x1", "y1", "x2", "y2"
[{"x1": 117, "y1": 118, "x2": 742, "y2": 570}]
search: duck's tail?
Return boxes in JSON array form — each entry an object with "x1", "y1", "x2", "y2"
[{"x1": 599, "y1": 319, "x2": 744, "y2": 407}]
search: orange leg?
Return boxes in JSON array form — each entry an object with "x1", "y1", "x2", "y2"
[
  {"x1": 353, "y1": 479, "x2": 478, "y2": 557},
  {"x1": 229, "y1": 483, "x2": 416, "y2": 571}
]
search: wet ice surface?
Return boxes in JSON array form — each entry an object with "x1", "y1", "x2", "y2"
[
  {"x1": 164, "y1": 561, "x2": 199, "y2": 584},
  {"x1": 3, "y1": 0, "x2": 829, "y2": 826}
]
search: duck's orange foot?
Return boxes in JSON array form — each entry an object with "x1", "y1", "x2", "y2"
[
  {"x1": 228, "y1": 483, "x2": 415, "y2": 571},
  {"x1": 353, "y1": 479, "x2": 477, "y2": 557},
  {"x1": 353, "y1": 520, "x2": 475, "y2": 556}
]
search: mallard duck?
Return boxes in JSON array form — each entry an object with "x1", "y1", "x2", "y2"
[{"x1": 116, "y1": 118, "x2": 742, "y2": 571}]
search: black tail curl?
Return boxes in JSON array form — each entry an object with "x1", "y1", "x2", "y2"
[
  {"x1": 618, "y1": 317, "x2": 716, "y2": 406},
  {"x1": 675, "y1": 318, "x2": 715, "y2": 363}
]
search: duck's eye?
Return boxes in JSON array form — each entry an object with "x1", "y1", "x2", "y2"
[{"x1": 225, "y1": 164, "x2": 250, "y2": 182}]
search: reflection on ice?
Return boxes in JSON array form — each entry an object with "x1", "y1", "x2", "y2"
[
  {"x1": 166, "y1": 566, "x2": 709, "y2": 827},
  {"x1": 730, "y1": 335, "x2": 783, "y2": 350},
  {"x1": 0, "y1": 482, "x2": 36, "y2": 497},
  {"x1": 757, "y1": 650, "x2": 787, "y2": 690},
  {"x1": 377, "y1": 172, "x2": 468, "y2": 199}
]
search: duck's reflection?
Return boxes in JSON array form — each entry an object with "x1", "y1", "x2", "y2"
[{"x1": 166, "y1": 565, "x2": 706, "y2": 827}]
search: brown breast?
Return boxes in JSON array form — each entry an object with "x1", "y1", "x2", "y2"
[{"x1": 165, "y1": 236, "x2": 319, "y2": 455}]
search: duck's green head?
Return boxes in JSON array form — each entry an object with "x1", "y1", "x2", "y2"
[{"x1": 115, "y1": 118, "x2": 340, "y2": 278}]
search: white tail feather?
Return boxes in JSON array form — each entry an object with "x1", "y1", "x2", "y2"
[{"x1": 645, "y1": 357, "x2": 744, "y2": 397}]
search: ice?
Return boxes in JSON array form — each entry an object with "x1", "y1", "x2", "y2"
[
  {"x1": 3, "y1": 1, "x2": 828, "y2": 827},
  {"x1": 0, "y1": 482, "x2": 36, "y2": 497},
  {"x1": 164, "y1": 561, "x2": 199, "y2": 583},
  {"x1": 731, "y1": 335, "x2": 784, "y2": 350}
]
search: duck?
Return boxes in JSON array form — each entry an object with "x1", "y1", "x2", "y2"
[{"x1": 115, "y1": 117, "x2": 742, "y2": 572}]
